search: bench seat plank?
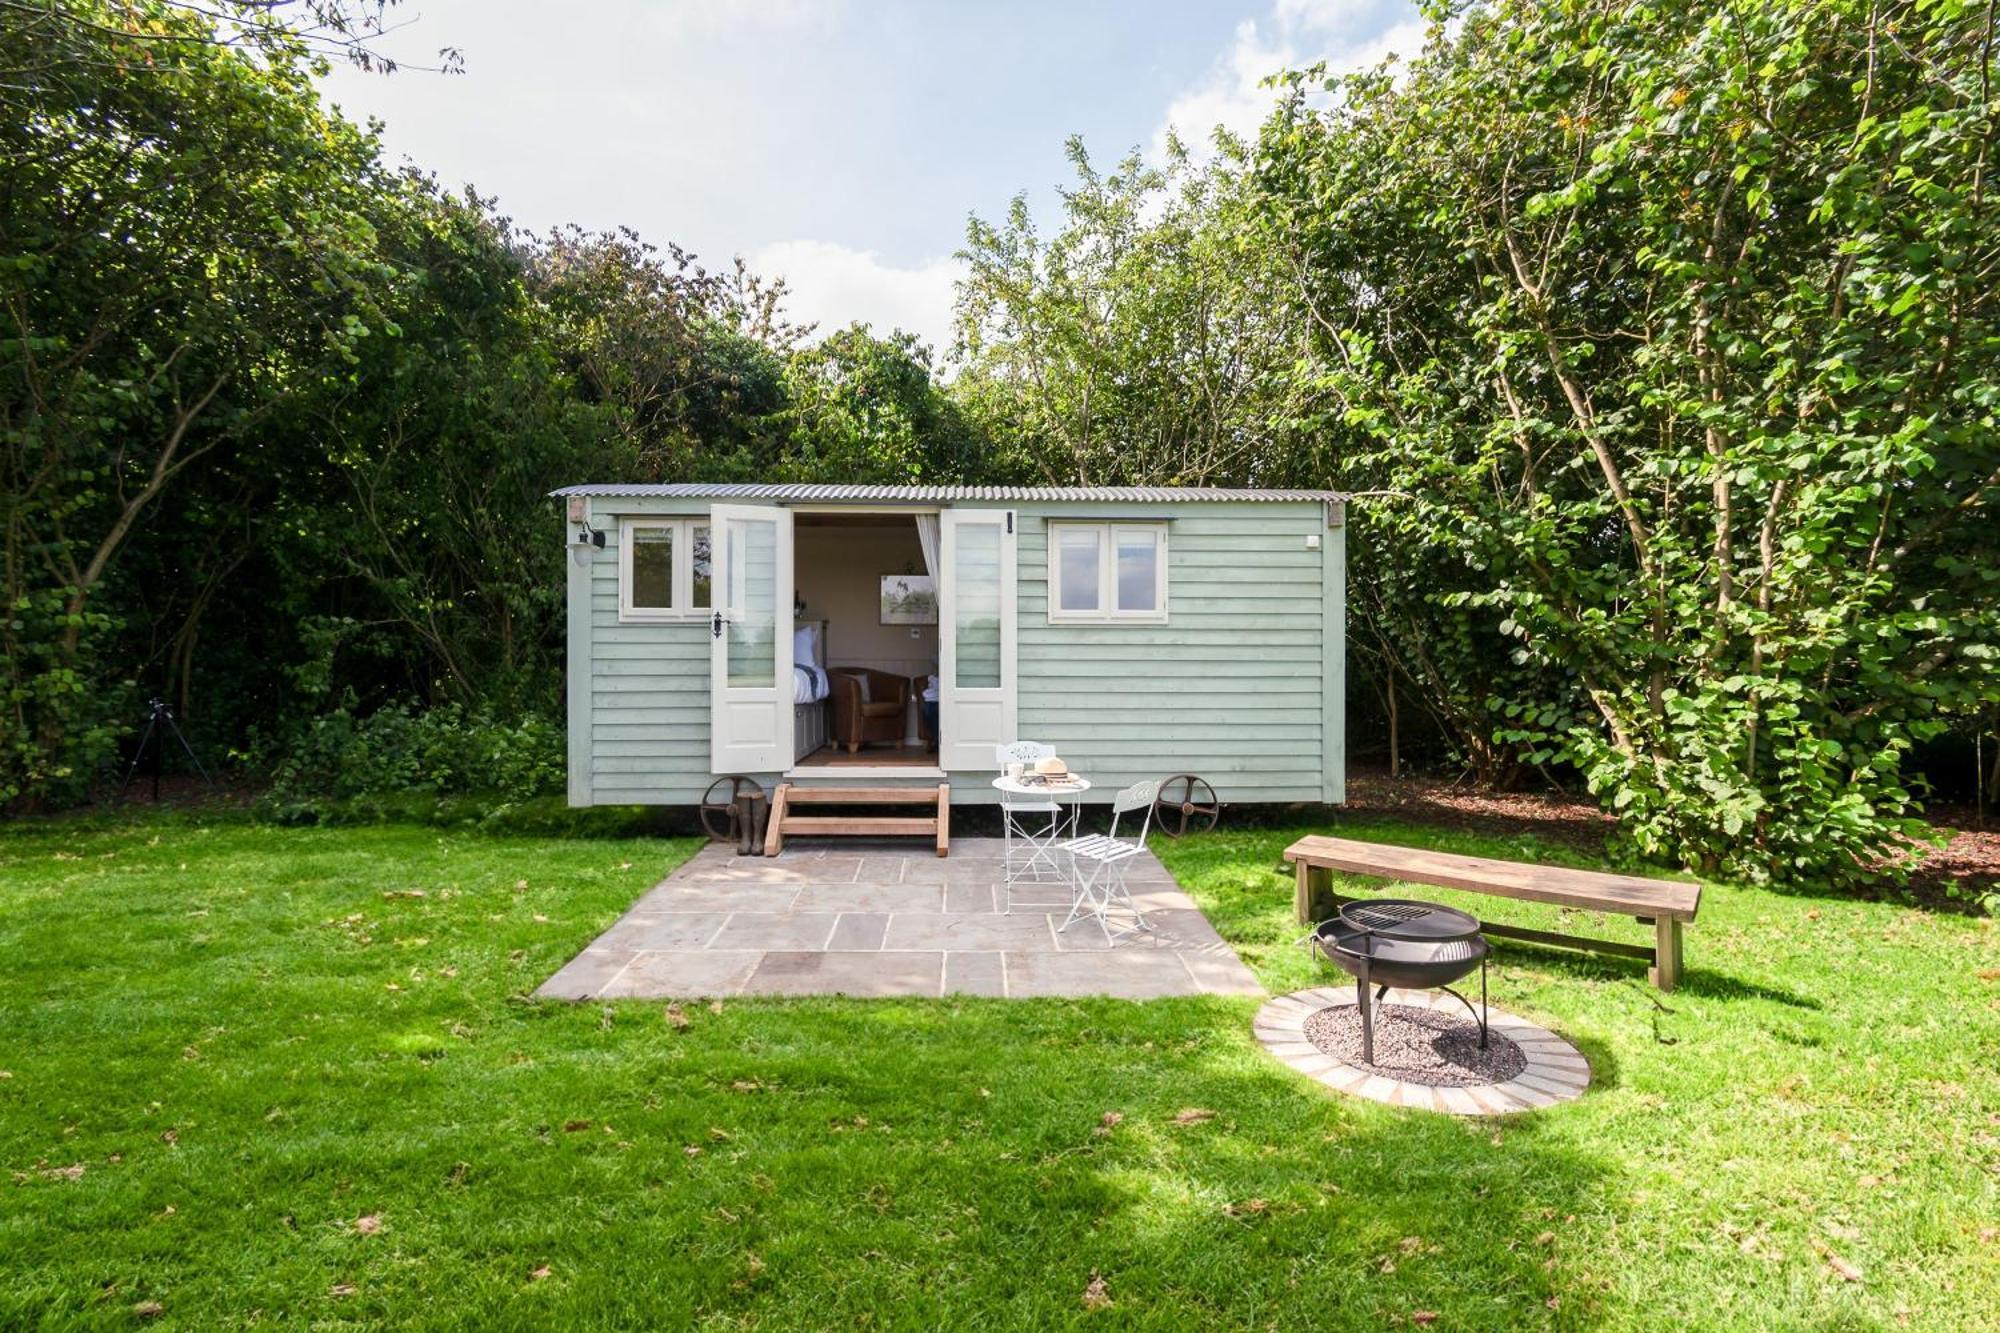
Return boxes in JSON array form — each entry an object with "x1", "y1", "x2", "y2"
[{"x1": 1282, "y1": 835, "x2": 1700, "y2": 920}]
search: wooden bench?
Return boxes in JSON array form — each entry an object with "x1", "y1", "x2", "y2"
[{"x1": 1283, "y1": 834, "x2": 1702, "y2": 991}]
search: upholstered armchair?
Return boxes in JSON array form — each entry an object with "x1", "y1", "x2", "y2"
[{"x1": 829, "y1": 668, "x2": 909, "y2": 753}]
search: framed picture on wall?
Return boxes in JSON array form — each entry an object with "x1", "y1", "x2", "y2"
[{"x1": 880, "y1": 574, "x2": 937, "y2": 625}]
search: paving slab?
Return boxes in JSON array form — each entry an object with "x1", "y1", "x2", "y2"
[
  {"x1": 794, "y1": 884, "x2": 944, "y2": 914},
  {"x1": 745, "y1": 950, "x2": 942, "y2": 997},
  {"x1": 943, "y1": 951, "x2": 1007, "y2": 997},
  {"x1": 597, "y1": 950, "x2": 763, "y2": 999}
]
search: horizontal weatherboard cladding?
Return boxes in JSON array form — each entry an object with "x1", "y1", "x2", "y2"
[
  {"x1": 1014, "y1": 505, "x2": 1332, "y2": 804},
  {"x1": 566, "y1": 496, "x2": 1342, "y2": 806}
]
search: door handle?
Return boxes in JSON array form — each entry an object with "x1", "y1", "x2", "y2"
[{"x1": 712, "y1": 611, "x2": 727, "y2": 638}]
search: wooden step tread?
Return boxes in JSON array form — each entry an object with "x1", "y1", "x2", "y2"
[
  {"x1": 780, "y1": 816, "x2": 938, "y2": 836},
  {"x1": 783, "y1": 786, "x2": 944, "y2": 804}
]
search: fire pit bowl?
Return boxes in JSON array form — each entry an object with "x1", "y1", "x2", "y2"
[{"x1": 1309, "y1": 898, "x2": 1491, "y2": 1066}]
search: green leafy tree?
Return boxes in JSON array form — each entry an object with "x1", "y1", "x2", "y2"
[
  {"x1": 779, "y1": 326, "x2": 978, "y2": 482},
  {"x1": 0, "y1": 1, "x2": 404, "y2": 802},
  {"x1": 955, "y1": 136, "x2": 1316, "y2": 487},
  {"x1": 1254, "y1": 0, "x2": 2000, "y2": 882}
]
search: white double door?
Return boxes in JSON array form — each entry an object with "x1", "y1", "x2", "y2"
[{"x1": 707, "y1": 504, "x2": 1016, "y2": 774}]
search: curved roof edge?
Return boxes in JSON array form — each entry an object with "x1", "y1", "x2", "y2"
[{"x1": 549, "y1": 483, "x2": 1345, "y2": 502}]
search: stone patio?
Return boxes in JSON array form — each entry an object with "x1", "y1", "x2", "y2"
[{"x1": 537, "y1": 837, "x2": 1264, "y2": 1000}]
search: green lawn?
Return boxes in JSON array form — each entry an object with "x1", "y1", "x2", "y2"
[{"x1": 0, "y1": 813, "x2": 1994, "y2": 1329}]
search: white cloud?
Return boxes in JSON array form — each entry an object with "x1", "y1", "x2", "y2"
[
  {"x1": 1154, "y1": 0, "x2": 1427, "y2": 159},
  {"x1": 749, "y1": 240, "x2": 962, "y2": 362}
]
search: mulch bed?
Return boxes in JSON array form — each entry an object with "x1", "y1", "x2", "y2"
[
  {"x1": 1301, "y1": 1001, "x2": 1527, "y2": 1088},
  {"x1": 1341, "y1": 768, "x2": 1998, "y2": 910}
]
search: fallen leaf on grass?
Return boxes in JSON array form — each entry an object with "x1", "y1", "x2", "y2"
[
  {"x1": 563, "y1": 1120, "x2": 591, "y2": 1133},
  {"x1": 664, "y1": 1004, "x2": 690, "y2": 1030},
  {"x1": 1222, "y1": 1198, "x2": 1269, "y2": 1219},
  {"x1": 1093, "y1": 1111, "x2": 1124, "y2": 1137},
  {"x1": 354, "y1": 1214, "x2": 382, "y2": 1235},
  {"x1": 528, "y1": 1265, "x2": 551, "y2": 1282},
  {"x1": 132, "y1": 1300, "x2": 164, "y2": 1319},
  {"x1": 381, "y1": 889, "x2": 425, "y2": 900},
  {"x1": 515, "y1": 880, "x2": 528, "y2": 892},
  {"x1": 42, "y1": 1163, "x2": 85, "y2": 1182},
  {"x1": 1412, "y1": 1314, "x2": 1438, "y2": 1327},
  {"x1": 532, "y1": 913, "x2": 550, "y2": 924},
  {"x1": 1977, "y1": 968, "x2": 2000, "y2": 982},
  {"x1": 329, "y1": 1283, "x2": 356, "y2": 1298},
  {"x1": 161, "y1": 1129, "x2": 178, "y2": 1147},
  {"x1": 0, "y1": 1070, "x2": 12, "y2": 1079},
  {"x1": 1813, "y1": 1237, "x2": 1864, "y2": 1282},
  {"x1": 708, "y1": 1000, "x2": 724, "y2": 1015},
  {"x1": 1172, "y1": 1108, "x2": 1216, "y2": 1126},
  {"x1": 1082, "y1": 1271, "x2": 1111, "y2": 1311}
]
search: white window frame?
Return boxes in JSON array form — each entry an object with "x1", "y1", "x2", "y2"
[
  {"x1": 1045, "y1": 521, "x2": 1169, "y2": 624},
  {"x1": 617, "y1": 517, "x2": 712, "y2": 622}
]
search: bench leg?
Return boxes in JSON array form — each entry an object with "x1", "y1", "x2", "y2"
[
  {"x1": 1650, "y1": 917, "x2": 1682, "y2": 991},
  {"x1": 1294, "y1": 864, "x2": 1336, "y2": 924}
]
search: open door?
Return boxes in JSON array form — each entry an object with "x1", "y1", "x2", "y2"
[
  {"x1": 937, "y1": 507, "x2": 1016, "y2": 771},
  {"x1": 709, "y1": 503, "x2": 793, "y2": 773}
]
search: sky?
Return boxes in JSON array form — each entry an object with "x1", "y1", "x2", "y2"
[{"x1": 318, "y1": 0, "x2": 1426, "y2": 358}]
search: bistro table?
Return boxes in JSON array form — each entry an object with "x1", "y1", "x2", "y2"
[{"x1": 991, "y1": 772, "x2": 1092, "y2": 903}]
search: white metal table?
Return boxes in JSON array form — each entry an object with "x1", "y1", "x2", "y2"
[{"x1": 992, "y1": 773, "x2": 1091, "y2": 910}]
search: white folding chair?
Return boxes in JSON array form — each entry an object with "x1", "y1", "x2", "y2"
[
  {"x1": 996, "y1": 741, "x2": 1067, "y2": 912},
  {"x1": 1058, "y1": 779, "x2": 1160, "y2": 941}
]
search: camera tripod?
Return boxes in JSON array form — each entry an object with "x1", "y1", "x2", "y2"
[{"x1": 116, "y1": 697, "x2": 218, "y2": 804}]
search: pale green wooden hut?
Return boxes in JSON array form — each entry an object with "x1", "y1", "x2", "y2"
[{"x1": 554, "y1": 484, "x2": 1346, "y2": 813}]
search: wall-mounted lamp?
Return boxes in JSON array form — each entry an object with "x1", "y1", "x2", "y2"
[{"x1": 570, "y1": 518, "x2": 605, "y2": 568}]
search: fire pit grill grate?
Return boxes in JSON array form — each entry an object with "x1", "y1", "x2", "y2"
[{"x1": 1307, "y1": 898, "x2": 1492, "y2": 1066}]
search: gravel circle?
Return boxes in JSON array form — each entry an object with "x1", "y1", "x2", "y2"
[{"x1": 1302, "y1": 1002, "x2": 1526, "y2": 1087}]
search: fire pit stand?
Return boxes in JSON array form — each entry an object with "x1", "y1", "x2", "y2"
[{"x1": 1309, "y1": 898, "x2": 1490, "y2": 1067}]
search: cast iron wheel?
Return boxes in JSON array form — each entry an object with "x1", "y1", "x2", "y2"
[
  {"x1": 699, "y1": 776, "x2": 763, "y2": 842},
  {"x1": 1154, "y1": 774, "x2": 1221, "y2": 837}
]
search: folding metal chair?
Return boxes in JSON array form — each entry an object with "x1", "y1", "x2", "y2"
[
  {"x1": 996, "y1": 741, "x2": 1066, "y2": 912},
  {"x1": 1058, "y1": 779, "x2": 1160, "y2": 941}
]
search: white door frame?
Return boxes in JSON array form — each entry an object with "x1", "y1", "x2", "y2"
[
  {"x1": 937, "y1": 507, "x2": 1017, "y2": 771},
  {"x1": 709, "y1": 503, "x2": 793, "y2": 773}
]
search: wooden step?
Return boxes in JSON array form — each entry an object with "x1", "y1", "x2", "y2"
[
  {"x1": 780, "y1": 816, "x2": 937, "y2": 835},
  {"x1": 783, "y1": 786, "x2": 941, "y2": 804},
  {"x1": 764, "y1": 782, "x2": 950, "y2": 858}
]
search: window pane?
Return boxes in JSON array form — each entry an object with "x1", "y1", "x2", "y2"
[
  {"x1": 631, "y1": 527, "x2": 673, "y2": 608},
  {"x1": 1115, "y1": 529, "x2": 1158, "y2": 612},
  {"x1": 689, "y1": 524, "x2": 712, "y2": 609},
  {"x1": 955, "y1": 522, "x2": 1002, "y2": 688},
  {"x1": 726, "y1": 520, "x2": 776, "y2": 688},
  {"x1": 1057, "y1": 527, "x2": 1100, "y2": 612}
]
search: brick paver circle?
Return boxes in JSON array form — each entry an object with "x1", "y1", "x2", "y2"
[{"x1": 1253, "y1": 987, "x2": 1590, "y2": 1115}]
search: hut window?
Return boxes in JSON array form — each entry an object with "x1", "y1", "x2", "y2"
[
  {"x1": 1046, "y1": 522, "x2": 1168, "y2": 624},
  {"x1": 618, "y1": 518, "x2": 710, "y2": 621}
]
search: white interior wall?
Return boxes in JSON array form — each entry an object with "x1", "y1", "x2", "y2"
[{"x1": 794, "y1": 518, "x2": 936, "y2": 744}]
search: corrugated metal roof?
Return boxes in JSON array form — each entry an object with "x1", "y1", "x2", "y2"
[{"x1": 550, "y1": 483, "x2": 1344, "y2": 502}]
